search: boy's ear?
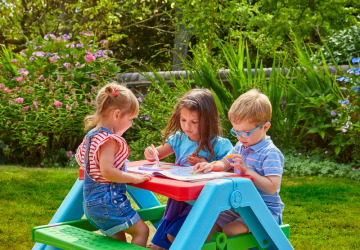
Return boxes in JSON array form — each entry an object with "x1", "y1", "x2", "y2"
[{"x1": 263, "y1": 122, "x2": 271, "y2": 132}]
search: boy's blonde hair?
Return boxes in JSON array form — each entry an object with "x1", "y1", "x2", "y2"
[
  {"x1": 228, "y1": 89, "x2": 272, "y2": 126},
  {"x1": 84, "y1": 82, "x2": 139, "y2": 131}
]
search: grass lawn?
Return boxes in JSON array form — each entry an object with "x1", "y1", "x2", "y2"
[{"x1": 0, "y1": 165, "x2": 359, "y2": 250}]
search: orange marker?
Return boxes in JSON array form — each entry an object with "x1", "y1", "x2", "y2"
[
  {"x1": 192, "y1": 153, "x2": 195, "y2": 157},
  {"x1": 226, "y1": 155, "x2": 234, "y2": 158}
]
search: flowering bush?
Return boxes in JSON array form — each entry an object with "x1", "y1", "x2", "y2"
[
  {"x1": 327, "y1": 57, "x2": 360, "y2": 161},
  {"x1": 296, "y1": 57, "x2": 360, "y2": 163},
  {"x1": 0, "y1": 33, "x2": 119, "y2": 166}
]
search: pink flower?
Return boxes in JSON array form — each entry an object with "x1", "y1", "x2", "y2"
[
  {"x1": 298, "y1": 153, "x2": 301, "y2": 155},
  {"x1": 325, "y1": 151, "x2": 328, "y2": 154},
  {"x1": 18, "y1": 68, "x2": 29, "y2": 76},
  {"x1": 18, "y1": 121, "x2": 21, "y2": 125},
  {"x1": 66, "y1": 105, "x2": 72, "y2": 111},
  {"x1": 33, "y1": 102, "x2": 37, "y2": 106},
  {"x1": 353, "y1": 168, "x2": 356, "y2": 171},
  {"x1": 16, "y1": 76, "x2": 23, "y2": 82},
  {"x1": 63, "y1": 62, "x2": 71, "y2": 70},
  {"x1": 49, "y1": 57, "x2": 55, "y2": 63},
  {"x1": 10, "y1": 101, "x2": 14, "y2": 105},
  {"x1": 84, "y1": 52, "x2": 95, "y2": 62},
  {"x1": 100, "y1": 40, "x2": 108, "y2": 46},
  {"x1": 307, "y1": 155, "x2": 310, "y2": 158},
  {"x1": 66, "y1": 151, "x2": 73, "y2": 157},
  {"x1": 88, "y1": 93, "x2": 91, "y2": 97},
  {"x1": 69, "y1": 114, "x2": 73, "y2": 118},
  {"x1": 39, "y1": 75, "x2": 44, "y2": 80},
  {"x1": 11, "y1": 59, "x2": 17, "y2": 63},
  {"x1": 54, "y1": 100, "x2": 63, "y2": 108},
  {"x1": 24, "y1": 106, "x2": 29, "y2": 110},
  {"x1": 16, "y1": 97, "x2": 24, "y2": 103}
]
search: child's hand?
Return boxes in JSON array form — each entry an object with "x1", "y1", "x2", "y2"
[
  {"x1": 133, "y1": 173, "x2": 152, "y2": 184},
  {"x1": 230, "y1": 154, "x2": 249, "y2": 175},
  {"x1": 193, "y1": 161, "x2": 216, "y2": 173},
  {"x1": 186, "y1": 154, "x2": 207, "y2": 166},
  {"x1": 144, "y1": 146, "x2": 158, "y2": 162}
]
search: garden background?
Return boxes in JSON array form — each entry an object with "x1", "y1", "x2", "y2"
[{"x1": 0, "y1": 0, "x2": 360, "y2": 249}]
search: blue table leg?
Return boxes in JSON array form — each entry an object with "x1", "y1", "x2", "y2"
[
  {"x1": 32, "y1": 178, "x2": 84, "y2": 250},
  {"x1": 127, "y1": 185, "x2": 162, "y2": 228},
  {"x1": 171, "y1": 178, "x2": 293, "y2": 250}
]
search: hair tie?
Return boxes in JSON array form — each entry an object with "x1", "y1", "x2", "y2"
[
  {"x1": 184, "y1": 99, "x2": 197, "y2": 104},
  {"x1": 113, "y1": 87, "x2": 118, "y2": 97}
]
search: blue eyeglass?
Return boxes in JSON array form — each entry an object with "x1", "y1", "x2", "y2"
[{"x1": 230, "y1": 122, "x2": 269, "y2": 139}]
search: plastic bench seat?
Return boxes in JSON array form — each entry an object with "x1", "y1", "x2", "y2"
[
  {"x1": 33, "y1": 222, "x2": 290, "y2": 250},
  {"x1": 33, "y1": 224, "x2": 146, "y2": 250},
  {"x1": 32, "y1": 205, "x2": 167, "y2": 250}
]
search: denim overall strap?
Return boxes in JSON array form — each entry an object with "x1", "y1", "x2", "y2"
[
  {"x1": 82, "y1": 127, "x2": 139, "y2": 236},
  {"x1": 83, "y1": 127, "x2": 113, "y2": 173}
]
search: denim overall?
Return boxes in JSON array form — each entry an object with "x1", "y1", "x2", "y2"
[{"x1": 83, "y1": 127, "x2": 140, "y2": 236}]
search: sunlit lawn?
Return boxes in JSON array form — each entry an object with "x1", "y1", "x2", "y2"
[{"x1": 0, "y1": 165, "x2": 359, "y2": 250}]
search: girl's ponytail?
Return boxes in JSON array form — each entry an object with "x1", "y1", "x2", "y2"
[{"x1": 84, "y1": 82, "x2": 139, "y2": 132}]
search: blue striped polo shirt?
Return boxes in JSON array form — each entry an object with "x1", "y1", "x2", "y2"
[{"x1": 225, "y1": 136, "x2": 285, "y2": 216}]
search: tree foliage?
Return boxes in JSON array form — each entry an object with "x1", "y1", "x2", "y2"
[
  {"x1": 0, "y1": 0, "x2": 175, "y2": 69},
  {"x1": 1, "y1": 0, "x2": 360, "y2": 69},
  {"x1": 176, "y1": 0, "x2": 360, "y2": 65}
]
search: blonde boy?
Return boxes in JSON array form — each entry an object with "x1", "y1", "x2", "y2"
[{"x1": 194, "y1": 89, "x2": 285, "y2": 239}]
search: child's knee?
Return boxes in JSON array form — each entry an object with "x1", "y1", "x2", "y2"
[
  {"x1": 167, "y1": 233, "x2": 175, "y2": 242},
  {"x1": 127, "y1": 219, "x2": 149, "y2": 237},
  {"x1": 223, "y1": 221, "x2": 248, "y2": 238},
  {"x1": 138, "y1": 221, "x2": 149, "y2": 236}
]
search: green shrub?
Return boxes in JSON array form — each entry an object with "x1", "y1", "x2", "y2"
[
  {"x1": 125, "y1": 71, "x2": 191, "y2": 163},
  {"x1": 283, "y1": 148, "x2": 360, "y2": 181},
  {"x1": 313, "y1": 23, "x2": 360, "y2": 65},
  {"x1": 0, "y1": 33, "x2": 119, "y2": 166},
  {"x1": 287, "y1": 41, "x2": 360, "y2": 161},
  {"x1": 179, "y1": 37, "x2": 360, "y2": 163}
]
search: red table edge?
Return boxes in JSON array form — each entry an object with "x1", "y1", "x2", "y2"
[{"x1": 78, "y1": 160, "x2": 253, "y2": 201}]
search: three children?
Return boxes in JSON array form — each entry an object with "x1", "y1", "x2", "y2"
[{"x1": 76, "y1": 83, "x2": 285, "y2": 248}]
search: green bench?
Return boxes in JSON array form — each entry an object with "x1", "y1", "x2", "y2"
[{"x1": 33, "y1": 205, "x2": 290, "y2": 250}]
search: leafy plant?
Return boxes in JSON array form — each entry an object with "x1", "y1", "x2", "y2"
[
  {"x1": 286, "y1": 39, "x2": 360, "y2": 159},
  {"x1": 313, "y1": 23, "x2": 360, "y2": 65},
  {"x1": 125, "y1": 70, "x2": 191, "y2": 163},
  {"x1": 182, "y1": 39, "x2": 302, "y2": 145},
  {"x1": 283, "y1": 148, "x2": 360, "y2": 181},
  {"x1": 0, "y1": 33, "x2": 119, "y2": 166}
]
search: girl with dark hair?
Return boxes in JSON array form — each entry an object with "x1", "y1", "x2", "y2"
[{"x1": 144, "y1": 89, "x2": 233, "y2": 249}]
